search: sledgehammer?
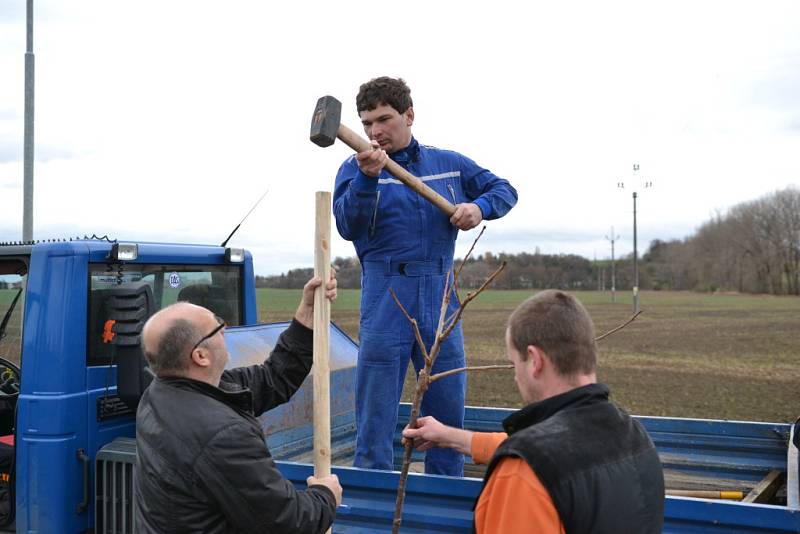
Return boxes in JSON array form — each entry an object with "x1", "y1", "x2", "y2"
[{"x1": 310, "y1": 95, "x2": 456, "y2": 217}]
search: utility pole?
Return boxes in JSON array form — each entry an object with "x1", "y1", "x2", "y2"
[
  {"x1": 618, "y1": 164, "x2": 653, "y2": 314},
  {"x1": 605, "y1": 226, "x2": 620, "y2": 303},
  {"x1": 23, "y1": 0, "x2": 35, "y2": 242},
  {"x1": 632, "y1": 191, "x2": 639, "y2": 313}
]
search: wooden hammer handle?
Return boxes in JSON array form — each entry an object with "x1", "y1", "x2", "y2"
[{"x1": 336, "y1": 124, "x2": 457, "y2": 217}]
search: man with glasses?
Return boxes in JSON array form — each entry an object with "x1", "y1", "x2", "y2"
[{"x1": 135, "y1": 275, "x2": 341, "y2": 534}]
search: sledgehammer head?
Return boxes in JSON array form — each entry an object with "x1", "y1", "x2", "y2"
[{"x1": 310, "y1": 95, "x2": 342, "y2": 147}]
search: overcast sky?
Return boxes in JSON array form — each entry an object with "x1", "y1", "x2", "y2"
[{"x1": 1, "y1": 1, "x2": 799, "y2": 275}]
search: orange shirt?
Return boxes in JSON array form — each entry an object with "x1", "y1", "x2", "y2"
[{"x1": 471, "y1": 432, "x2": 565, "y2": 534}]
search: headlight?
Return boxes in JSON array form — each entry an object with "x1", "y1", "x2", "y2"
[
  {"x1": 109, "y1": 243, "x2": 138, "y2": 261},
  {"x1": 225, "y1": 248, "x2": 244, "y2": 263}
]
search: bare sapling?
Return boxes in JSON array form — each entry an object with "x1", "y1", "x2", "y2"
[
  {"x1": 391, "y1": 227, "x2": 504, "y2": 533},
  {"x1": 389, "y1": 227, "x2": 643, "y2": 532}
]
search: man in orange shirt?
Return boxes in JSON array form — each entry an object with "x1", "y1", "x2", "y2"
[{"x1": 403, "y1": 290, "x2": 664, "y2": 533}]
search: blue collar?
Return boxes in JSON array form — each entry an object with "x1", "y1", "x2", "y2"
[{"x1": 390, "y1": 137, "x2": 420, "y2": 164}]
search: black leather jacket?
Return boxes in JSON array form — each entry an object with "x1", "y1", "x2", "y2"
[{"x1": 134, "y1": 320, "x2": 336, "y2": 533}]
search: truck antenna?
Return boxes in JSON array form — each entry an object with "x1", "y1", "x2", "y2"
[{"x1": 220, "y1": 189, "x2": 269, "y2": 247}]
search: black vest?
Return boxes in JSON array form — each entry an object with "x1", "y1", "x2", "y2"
[{"x1": 477, "y1": 384, "x2": 664, "y2": 534}]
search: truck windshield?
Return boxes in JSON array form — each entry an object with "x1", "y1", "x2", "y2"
[
  {"x1": 87, "y1": 263, "x2": 242, "y2": 365},
  {"x1": 0, "y1": 265, "x2": 26, "y2": 368}
]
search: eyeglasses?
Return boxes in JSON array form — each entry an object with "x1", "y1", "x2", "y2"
[{"x1": 189, "y1": 315, "x2": 226, "y2": 361}]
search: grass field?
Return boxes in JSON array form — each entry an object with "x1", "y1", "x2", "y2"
[
  {"x1": 3, "y1": 287, "x2": 797, "y2": 422},
  {"x1": 258, "y1": 288, "x2": 800, "y2": 424}
]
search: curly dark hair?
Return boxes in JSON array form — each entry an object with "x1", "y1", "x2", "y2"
[{"x1": 356, "y1": 76, "x2": 413, "y2": 114}]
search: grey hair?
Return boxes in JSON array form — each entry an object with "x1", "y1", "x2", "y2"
[{"x1": 144, "y1": 317, "x2": 198, "y2": 375}]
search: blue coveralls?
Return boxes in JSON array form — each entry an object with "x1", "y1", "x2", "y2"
[{"x1": 333, "y1": 138, "x2": 517, "y2": 476}]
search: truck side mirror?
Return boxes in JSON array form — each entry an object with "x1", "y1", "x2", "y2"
[{"x1": 106, "y1": 282, "x2": 154, "y2": 412}]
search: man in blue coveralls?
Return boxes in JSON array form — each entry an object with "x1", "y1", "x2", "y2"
[{"x1": 333, "y1": 76, "x2": 518, "y2": 476}]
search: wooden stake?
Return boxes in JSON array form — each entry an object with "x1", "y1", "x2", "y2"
[{"x1": 313, "y1": 192, "x2": 332, "y2": 482}]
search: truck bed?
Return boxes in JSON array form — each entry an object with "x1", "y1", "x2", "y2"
[
  {"x1": 244, "y1": 322, "x2": 800, "y2": 532},
  {"x1": 85, "y1": 321, "x2": 799, "y2": 533},
  {"x1": 270, "y1": 405, "x2": 800, "y2": 532}
]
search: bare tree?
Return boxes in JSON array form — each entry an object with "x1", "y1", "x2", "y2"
[
  {"x1": 388, "y1": 228, "x2": 644, "y2": 532},
  {"x1": 388, "y1": 227, "x2": 505, "y2": 533},
  {"x1": 662, "y1": 186, "x2": 800, "y2": 295}
]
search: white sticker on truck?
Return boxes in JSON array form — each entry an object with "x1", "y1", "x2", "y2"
[{"x1": 168, "y1": 272, "x2": 181, "y2": 288}]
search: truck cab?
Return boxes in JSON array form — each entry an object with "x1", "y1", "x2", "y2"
[{"x1": 0, "y1": 239, "x2": 257, "y2": 532}]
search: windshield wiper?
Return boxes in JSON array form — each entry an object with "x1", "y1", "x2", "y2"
[{"x1": 0, "y1": 288, "x2": 23, "y2": 341}]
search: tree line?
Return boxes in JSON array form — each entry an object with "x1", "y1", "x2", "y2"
[
  {"x1": 255, "y1": 253, "x2": 603, "y2": 291},
  {"x1": 643, "y1": 186, "x2": 799, "y2": 294},
  {"x1": 256, "y1": 187, "x2": 800, "y2": 296}
]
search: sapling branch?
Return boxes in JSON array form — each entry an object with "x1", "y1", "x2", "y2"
[
  {"x1": 430, "y1": 308, "x2": 644, "y2": 383},
  {"x1": 389, "y1": 288, "x2": 431, "y2": 366},
  {"x1": 443, "y1": 262, "x2": 506, "y2": 336},
  {"x1": 595, "y1": 311, "x2": 643, "y2": 341},
  {"x1": 453, "y1": 225, "x2": 486, "y2": 282},
  {"x1": 391, "y1": 231, "x2": 502, "y2": 534},
  {"x1": 430, "y1": 364, "x2": 514, "y2": 382}
]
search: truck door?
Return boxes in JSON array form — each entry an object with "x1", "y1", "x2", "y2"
[
  {"x1": 0, "y1": 259, "x2": 24, "y2": 528},
  {"x1": 87, "y1": 262, "x2": 244, "y2": 531}
]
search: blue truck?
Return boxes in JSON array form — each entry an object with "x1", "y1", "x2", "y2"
[{"x1": 0, "y1": 238, "x2": 797, "y2": 532}]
